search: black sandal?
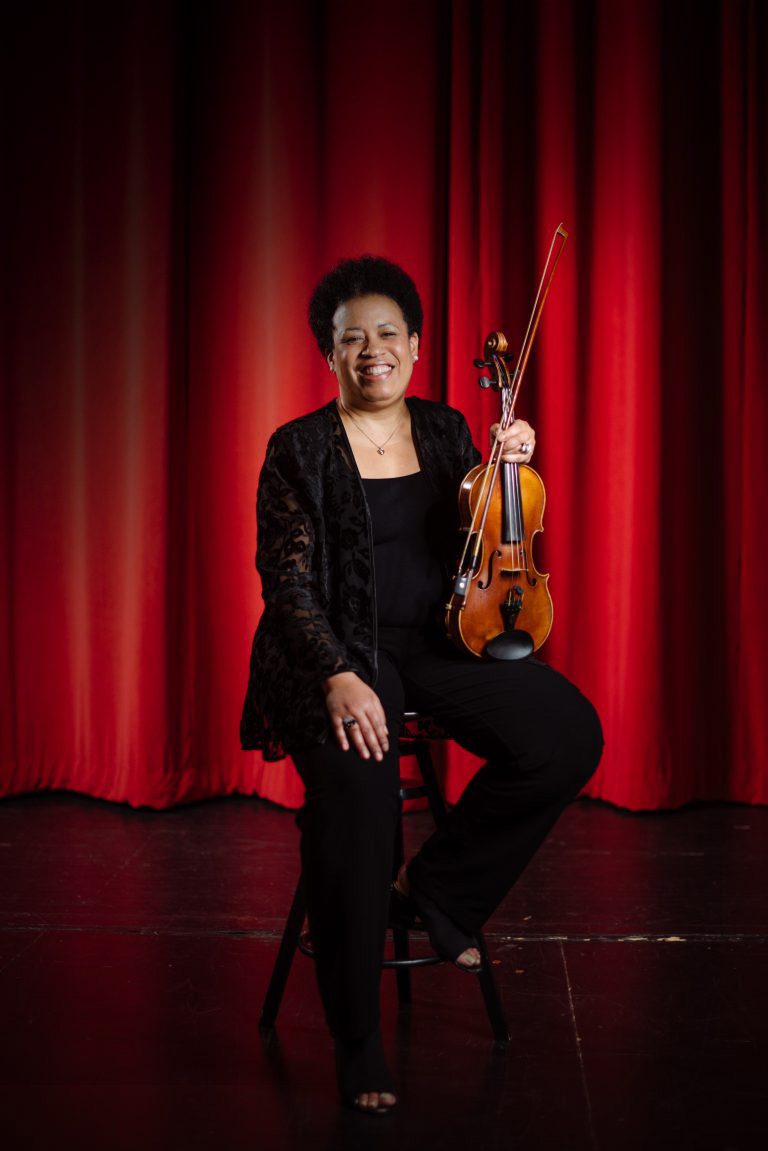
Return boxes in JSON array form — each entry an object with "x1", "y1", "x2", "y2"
[
  {"x1": 391, "y1": 880, "x2": 482, "y2": 973},
  {"x1": 334, "y1": 1026, "x2": 397, "y2": 1116}
]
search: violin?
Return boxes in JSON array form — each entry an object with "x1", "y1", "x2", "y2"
[{"x1": 445, "y1": 224, "x2": 568, "y2": 660}]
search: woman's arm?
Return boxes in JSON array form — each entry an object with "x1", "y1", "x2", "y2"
[
  {"x1": 256, "y1": 430, "x2": 354, "y2": 680},
  {"x1": 256, "y1": 429, "x2": 388, "y2": 760}
]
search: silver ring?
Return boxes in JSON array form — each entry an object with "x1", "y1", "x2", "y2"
[
  {"x1": 520, "y1": 442, "x2": 532, "y2": 455},
  {"x1": 342, "y1": 716, "x2": 358, "y2": 729}
]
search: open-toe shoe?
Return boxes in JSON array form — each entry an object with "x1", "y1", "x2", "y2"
[
  {"x1": 334, "y1": 1026, "x2": 397, "y2": 1116},
  {"x1": 396, "y1": 880, "x2": 483, "y2": 973}
]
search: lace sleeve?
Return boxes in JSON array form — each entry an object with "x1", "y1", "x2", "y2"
[
  {"x1": 256, "y1": 430, "x2": 356, "y2": 682},
  {"x1": 456, "y1": 412, "x2": 482, "y2": 481}
]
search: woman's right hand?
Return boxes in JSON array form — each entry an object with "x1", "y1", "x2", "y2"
[{"x1": 322, "y1": 671, "x2": 390, "y2": 761}]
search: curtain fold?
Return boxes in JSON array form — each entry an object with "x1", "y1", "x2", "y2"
[{"x1": 2, "y1": 0, "x2": 766, "y2": 811}]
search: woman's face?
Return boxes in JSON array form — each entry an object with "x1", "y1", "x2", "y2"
[{"x1": 329, "y1": 294, "x2": 419, "y2": 411}]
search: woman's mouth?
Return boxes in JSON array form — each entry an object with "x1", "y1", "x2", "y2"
[{"x1": 357, "y1": 363, "x2": 394, "y2": 381}]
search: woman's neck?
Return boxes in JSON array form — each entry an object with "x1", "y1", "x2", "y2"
[
  {"x1": 337, "y1": 395, "x2": 408, "y2": 422},
  {"x1": 335, "y1": 397, "x2": 419, "y2": 479}
]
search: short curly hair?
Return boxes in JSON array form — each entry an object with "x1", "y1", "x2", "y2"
[{"x1": 307, "y1": 255, "x2": 424, "y2": 355}]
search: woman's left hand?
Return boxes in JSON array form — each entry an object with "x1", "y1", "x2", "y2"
[{"x1": 490, "y1": 419, "x2": 536, "y2": 464}]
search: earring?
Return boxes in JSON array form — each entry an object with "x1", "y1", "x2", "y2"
[
  {"x1": 328, "y1": 361, "x2": 335, "y2": 372},
  {"x1": 413, "y1": 354, "x2": 419, "y2": 362}
]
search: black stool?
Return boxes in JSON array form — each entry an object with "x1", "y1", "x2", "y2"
[{"x1": 259, "y1": 711, "x2": 510, "y2": 1046}]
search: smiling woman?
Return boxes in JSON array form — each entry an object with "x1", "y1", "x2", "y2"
[
  {"x1": 241, "y1": 255, "x2": 603, "y2": 1115},
  {"x1": 332, "y1": 295, "x2": 421, "y2": 476},
  {"x1": 332, "y1": 295, "x2": 418, "y2": 399}
]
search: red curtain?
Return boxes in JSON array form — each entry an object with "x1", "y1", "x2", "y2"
[{"x1": 2, "y1": 0, "x2": 766, "y2": 811}]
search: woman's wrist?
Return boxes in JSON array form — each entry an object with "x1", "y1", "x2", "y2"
[{"x1": 321, "y1": 670, "x2": 359, "y2": 695}]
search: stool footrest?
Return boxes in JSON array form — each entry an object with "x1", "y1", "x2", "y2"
[
  {"x1": 298, "y1": 929, "x2": 445, "y2": 969},
  {"x1": 382, "y1": 954, "x2": 443, "y2": 969}
]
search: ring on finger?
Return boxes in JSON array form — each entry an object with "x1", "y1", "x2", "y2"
[
  {"x1": 520, "y1": 442, "x2": 532, "y2": 455},
  {"x1": 342, "y1": 716, "x2": 358, "y2": 729}
]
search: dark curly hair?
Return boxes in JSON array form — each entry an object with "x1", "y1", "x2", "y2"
[{"x1": 307, "y1": 255, "x2": 424, "y2": 356}]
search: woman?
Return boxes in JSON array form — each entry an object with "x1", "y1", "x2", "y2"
[{"x1": 241, "y1": 256, "x2": 603, "y2": 1115}]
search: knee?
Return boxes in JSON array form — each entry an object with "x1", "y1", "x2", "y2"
[
  {"x1": 553, "y1": 691, "x2": 603, "y2": 796},
  {"x1": 512, "y1": 687, "x2": 602, "y2": 805}
]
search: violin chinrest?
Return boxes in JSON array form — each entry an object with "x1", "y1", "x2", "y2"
[{"x1": 485, "y1": 630, "x2": 534, "y2": 661}]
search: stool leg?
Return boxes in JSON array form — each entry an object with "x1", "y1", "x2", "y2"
[
  {"x1": 259, "y1": 873, "x2": 306, "y2": 1033},
  {"x1": 475, "y1": 930, "x2": 511, "y2": 1046},
  {"x1": 392, "y1": 923, "x2": 413, "y2": 1005}
]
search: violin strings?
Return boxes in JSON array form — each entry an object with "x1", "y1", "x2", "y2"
[
  {"x1": 503, "y1": 390, "x2": 521, "y2": 572},
  {"x1": 463, "y1": 401, "x2": 509, "y2": 573},
  {"x1": 514, "y1": 464, "x2": 525, "y2": 571}
]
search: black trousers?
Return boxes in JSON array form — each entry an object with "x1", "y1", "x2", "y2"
[{"x1": 291, "y1": 627, "x2": 603, "y2": 1040}]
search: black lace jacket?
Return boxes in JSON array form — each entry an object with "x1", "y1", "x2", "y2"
[{"x1": 240, "y1": 396, "x2": 481, "y2": 760}]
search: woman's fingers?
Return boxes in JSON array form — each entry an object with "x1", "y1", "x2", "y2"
[
  {"x1": 332, "y1": 713, "x2": 352, "y2": 753},
  {"x1": 323, "y1": 673, "x2": 390, "y2": 760},
  {"x1": 350, "y1": 716, "x2": 379, "y2": 760},
  {"x1": 345, "y1": 704, "x2": 389, "y2": 761},
  {"x1": 493, "y1": 419, "x2": 536, "y2": 462},
  {"x1": 338, "y1": 716, "x2": 384, "y2": 760}
]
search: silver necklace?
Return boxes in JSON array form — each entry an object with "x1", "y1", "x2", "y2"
[{"x1": 337, "y1": 398, "x2": 404, "y2": 455}]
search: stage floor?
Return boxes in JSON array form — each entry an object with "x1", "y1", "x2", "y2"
[{"x1": 0, "y1": 793, "x2": 765, "y2": 1150}]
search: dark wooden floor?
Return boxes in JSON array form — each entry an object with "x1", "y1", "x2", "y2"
[{"x1": 0, "y1": 792, "x2": 766, "y2": 1150}]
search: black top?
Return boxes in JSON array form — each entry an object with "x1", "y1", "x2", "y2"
[
  {"x1": 361, "y1": 471, "x2": 444, "y2": 628},
  {"x1": 241, "y1": 397, "x2": 481, "y2": 759}
]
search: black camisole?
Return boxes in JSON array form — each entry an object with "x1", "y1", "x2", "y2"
[{"x1": 361, "y1": 472, "x2": 444, "y2": 629}]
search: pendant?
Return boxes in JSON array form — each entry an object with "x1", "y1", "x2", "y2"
[{"x1": 377, "y1": 448, "x2": 385, "y2": 455}]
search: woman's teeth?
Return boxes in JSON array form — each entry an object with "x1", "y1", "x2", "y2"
[{"x1": 360, "y1": 364, "x2": 392, "y2": 378}]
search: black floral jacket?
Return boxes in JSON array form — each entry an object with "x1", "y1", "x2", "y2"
[{"x1": 240, "y1": 396, "x2": 481, "y2": 760}]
